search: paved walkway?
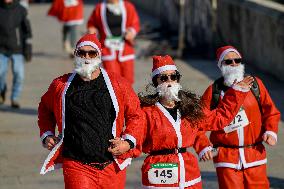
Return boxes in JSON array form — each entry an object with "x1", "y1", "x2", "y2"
[{"x1": 0, "y1": 3, "x2": 283, "y2": 189}]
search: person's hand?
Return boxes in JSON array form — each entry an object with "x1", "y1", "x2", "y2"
[
  {"x1": 43, "y1": 136, "x2": 60, "y2": 151},
  {"x1": 124, "y1": 28, "x2": 136, "y2": 44},
  {"x1": 200, "y1": 150, "x2": 213, "y2": 161},
  {"x1": 263, "y1": 133, "x2": 277, "y2": 146},
  {"x1": 88, "y1": 27, "x2": 99, "y2": 35},
  {"x1": 108, "y1": 137, "x2": 131, "y2": 156},
  {"x1": 234, "y1": 76, "x2": 254, "y2": 90}
]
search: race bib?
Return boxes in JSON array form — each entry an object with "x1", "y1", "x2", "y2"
[
  {"x1": 64, "y1": 0, "x2": 78, "y2": 7},
  {"x1": 223, "y1": 107, "x2": 249, "y2": 133},
  {"x1": 105, "y1": 37, "x2": 123, "y2": 51},
  {"x1": 148, "y1": 163, "x2": 178, "y2": 185}
]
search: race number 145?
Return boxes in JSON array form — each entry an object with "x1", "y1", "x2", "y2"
[{"x1": 148, "y1": 163, "x2": 178, "y2": 184}]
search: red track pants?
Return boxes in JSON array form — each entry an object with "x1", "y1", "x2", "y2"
[
  {"x1": 103, "y1": 59, "x2": 134, "y2": 85},
  {"x1": 216, "y1": 164, "x2": 269, "y2": 189},
  {"x1": 63, "y1": 158, "x2": 126, "y2": 189}
]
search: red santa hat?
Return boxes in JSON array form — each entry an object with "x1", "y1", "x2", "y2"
[
  {"x1": 76, "y1": 34, "x2": 102, "y2": 57},
  {"x1": 216, "y1": 45, "x2": 242, "y2": 68},
  {"x1": 152, "y1": 55, "x2": 177, "y2": 78}
]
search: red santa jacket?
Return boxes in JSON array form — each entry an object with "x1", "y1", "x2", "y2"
[
  {"x1": 48, "y1": 0, "x2": 83, "y2": 25},
  {"x1": 126, "y1": 88, "x2": 249, "y2": 188},
  {"x1": 38, "y1": 68, "x2": 143, "y2": 174},
  {"x1": 201, "y1": 77, "x2": 280, "y2": 170},
  {"x1": 87, "y1": 1, "x2": 140, "y2": 62}
]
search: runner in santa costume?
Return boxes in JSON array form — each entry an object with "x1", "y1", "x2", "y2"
[
  {"x1": 48, "y1": 0, "x2": 84, "y2": 56},
  {"x1": 201, "y1": 46, "x2": 281, "y2": 189},
  {"x1": 37, "y1": 34, "x2": 143, "y2": 189},
  {"x1": 111, "y1": 55, "x2": 254, "y2": 188},
  {"x1": 87, "y1": 0, "x2": 140, "y2": 85}
]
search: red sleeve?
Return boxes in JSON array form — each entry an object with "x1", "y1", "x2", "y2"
[
  {"x1": 47, "y1": 0, "x2": 63, "y2": 17},
  {"x1": 201, "y1": 85, "x2": 214, "y2": 110},
  {"x1": 126, "y1": 2, "x2": 140, "y2": 34},
  {"x1": 87, "y1": 5, "x2": 100, "y2": 29},
  {"x1": 193, "y1": 131, "x2": 211, "y2": 158},
  {"x1": 257, "y1": 78, "x2": 280, "y2": 133},
  {"x1": 120, "y1": 80, "x2": 145, "y2": 150},
  {"x1": 37, "y1": 80, "x2": 57, "y2": 139},
  {"x1": 199, "y1": 88, "x2": 248, "y2": 131}
]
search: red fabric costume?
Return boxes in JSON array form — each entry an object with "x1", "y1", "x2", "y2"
[
  {"x1": 87, "y1": 0, "x2": 140, "y2": 84},
  {"x1": 121, "y1": 55, "x2": 250, "y2": 189},
  {"x1": 48, "y1": 0, "x2": 83, "y2": 25},
  {"x1": 38, "y1": 68, "x2": 143, "y2": 175},
  {"x1": 201, "y1": 46, "x2": 281, "y2": 189}
]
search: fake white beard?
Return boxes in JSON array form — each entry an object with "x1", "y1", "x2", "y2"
[
  {"x1": 156, "y1": 82, "x2": 182, "y2": 102},
  {"x1": 221, "y1": 64, "x2": 245, "y2": 86},
  {"x1": 106, "y1": 3, "x2": 122, "y2": 15},
  {"x1": 74, "y1": 57, "x2": 101, "y2": 80}
]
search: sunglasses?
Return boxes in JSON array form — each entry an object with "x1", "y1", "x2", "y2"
[
  {"x1": 158, "y1": 73, "x2": 181, "y2": 82},
  {"x1": 75, "y1": 50, "x2": 99, "y2": 58},
  {"x1": 223, "y1": 58, "x2": 243, "y2": 65}
]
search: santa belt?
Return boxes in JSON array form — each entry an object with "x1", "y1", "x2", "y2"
[
  {"x1": 82, "y1": 160, "x2": 113, "y2": 170},
  {"x1": 213, "y1": 141, "x2": 263, "y2": 149},
  {"x1": 150, "y1": 147, "x2": 187, "y2": 156}
]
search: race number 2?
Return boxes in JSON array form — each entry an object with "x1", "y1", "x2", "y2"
[
  {"x1": 223, "y1": 107, "x2": 249, "y2": 133},
  {"x1": 148, "y1": 163, "x2": 178, "y2": 184}
]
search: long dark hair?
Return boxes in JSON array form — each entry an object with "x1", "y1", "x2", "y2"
[{"x1": 138, "y1": 83, "x2": 205, "y2": 128}]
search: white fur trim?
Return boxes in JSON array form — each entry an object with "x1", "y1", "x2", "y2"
[
  {"x1": 152, "y1": 65, "x2": 177, "y2": 78},
  {"x1": 232, "y1": 84, "x2": 250, "y2": 92},
  {"x1": 122, "y1": 134, "x2": 137, "y2": 147},
  {"x1": 40, "y1": 73, "x2": 76, "y2": 175},
  {"x1": 63, "y1": 19, "x2": 84, "y2": 26},
  {"x1": 263, "y1": 131, "x2": 278, "y2": 142},
  {"x1": 184, "y1": 176, "x2": 202, "y2": 187},
  {"x1": 76, "y1": 41, "x2": 102, "y2": 57},
  {"x1": 198, "y1": 146, "x2": 213, "y2": 159},
  {"x1": 114, "y1": 157, "x2": 132, "y2": 170},
  {"x1": 218, "y1": 48, "x2": 241, "y2": 68},
  {"x1": 40, "y1": 131, "x2": 54, "y2": 142}
]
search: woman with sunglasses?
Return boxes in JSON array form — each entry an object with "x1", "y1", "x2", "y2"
[{"x1": 110, "y1": 55, "x2": 255, "y2": 188}]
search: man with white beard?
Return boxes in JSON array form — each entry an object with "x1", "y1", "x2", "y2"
[
  {"x1": 111, "y1": 55, "x2": 255, "y2": 188},
  {"x1": 37, "y1": 34, "x2": 144, "y2": 189},
  {"x1": 202, "y1": 46, "x2": 280, "y2": 189}
]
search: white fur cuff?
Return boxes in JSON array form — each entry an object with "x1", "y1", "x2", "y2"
[
  {"x1": 198, "y1": 146, "x2": 213, "y2": 159},
  {"x1": 232, "y1": 84, "x2": 250, "y2": 92},
  {"x1": 263, "y1": 131, "x2": 277, "y2": 142}
]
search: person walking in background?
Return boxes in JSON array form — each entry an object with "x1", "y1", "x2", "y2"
[
  {"x1": 201, "y1": 46, "x2": 281, "y2": 189},
  {"x1": 110, "y1": 55, "x2": 255, "y2": 188},
  {"x1": 48, "y1": 0, "x2": 83, "y2": 57},
  {"x1": 87, "y1": 0, "x2": 140, "y2": 85},
  {"x1": 37, "y1": 34, "x2": 143, "y2": 188},
  {"x1": 0, "y1": 0, "x2": 32, "y2": 108}
]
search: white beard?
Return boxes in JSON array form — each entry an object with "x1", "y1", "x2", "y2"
[
  {"x1": 156, "y1": 82, "x2": 182, "y2": 102},
  {"x1": 74, "y1": 56, "x2": 102, "y2": 80},
  {"x1": 107, "y1": 3, "x2": 122, "y2": 15},
  {"x1": 221, "y1": 64, "x2": 245, "y2": 86}
]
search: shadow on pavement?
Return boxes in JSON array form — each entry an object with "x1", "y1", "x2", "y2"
[{"x1": 0, "y1": 105, "x2": 37, "y2": 116}]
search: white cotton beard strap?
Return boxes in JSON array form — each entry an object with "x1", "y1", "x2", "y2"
[
  {"x1": 74, "y1": 56, "x2": 102, "y2": 80},
  {"x1": 106, "y1": 2, "x2": 122, "y2": 16},
  {"x1": 221, "y1": 64, "x2": 245, "y2": 87},
  {"x1": 156, "y1": 82, "x2": 182, "y2": 102}
]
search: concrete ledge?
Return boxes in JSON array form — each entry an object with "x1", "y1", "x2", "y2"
[{"x1": 217, "y1": 0, "x2": 284, "y2": 81}]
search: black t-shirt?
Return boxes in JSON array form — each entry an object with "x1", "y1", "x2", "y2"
[
  {"x1": 106, "y1": 8, "x2": 122, "y2": 36},
  {"x1": 164, "y1": 106, "x2": 178, "y2": 121},
  {"x1": 63, "y1": 73, "x2": 116, "y2": 163}
]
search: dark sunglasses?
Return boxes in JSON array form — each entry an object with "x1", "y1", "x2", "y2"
[
  {"x1": 159, "y1": 73, "x2": 181, "y2": 82},
  {"x1": 75, "y1": 50, "x2": 99, "y2": 58},
  {"x1": 223, "y1": 58, "x2": 243, "y2": 65}
]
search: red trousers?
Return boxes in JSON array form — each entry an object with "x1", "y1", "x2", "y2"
[
  {"x1": 103, "y1": 59, "x2": 134, "y2": 85},
  {"x1": 63, "y1": 158, "x2": 126, "y2": 189},
  {"x1": 216, "y1": 165, "x2": 269, "y2": 189}
]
